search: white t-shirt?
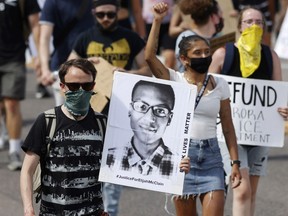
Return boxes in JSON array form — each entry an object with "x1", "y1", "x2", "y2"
[{"x1": 168, "y1": 69, "x2": 231, "y2": 139}]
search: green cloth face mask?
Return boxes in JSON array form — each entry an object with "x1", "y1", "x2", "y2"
[{"x1": 64, "y1": 89, "x2": 93, "y2": 117}]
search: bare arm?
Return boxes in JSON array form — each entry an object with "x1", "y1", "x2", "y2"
[
  {"x1": 169, "y1": 5, "x2": 185, "y2": 38},
  {"x1": 271, "y1": 49, "x2": 288, "y2": 120},
  {"x1": 144, "y1": 2, "x2": 170, "y2": 80},
  {"x1": 28, "y1": 13, "x2": 41, "y2": 75},
  {"x1": 271, "y1": 49, "x2": 282, "y2": 81},
  {"x1": 219, "y1": 99, "x2": 242, "y2": 188},
  {"x1": 20, "y1": 152, "x2": 40, "y2": 216},
  {"x1": 209, "y1": 47, "x2": 226, "y2": 74},
  {"x1": 39, "y1": 24, "x2": 54, "y2": 85}
]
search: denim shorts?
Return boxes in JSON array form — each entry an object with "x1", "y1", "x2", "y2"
[
  {"x1": 183, "y1": 138, "x2": 225, "y2": 195},
  {"x1": 238, "y1": 144, "x2": 269, "y2": 176}
]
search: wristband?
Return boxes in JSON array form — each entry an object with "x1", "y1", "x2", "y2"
[{"x1": 230, "y1": 160, "x2": 241, "y2": 167}]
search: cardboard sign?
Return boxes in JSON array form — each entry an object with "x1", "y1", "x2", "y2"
[
  {"x1": 210, "y1": 32, "x2": 236, "y2": 54},
  {"x1": 90, "y1": 58, "x2": 115, "y2": 112},
  {"x1": 99, "y1": 73, "x2": 197, "y2": 195},
  {"x1": 215, "y1": 74, "x2": 288, "y2": 147}
]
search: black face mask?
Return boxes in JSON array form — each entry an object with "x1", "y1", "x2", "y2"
[
  {"x1": 189, "y1": 56, "x2": 212, "y2": 74},
  {"x1": 215, "y1": 17, "x2": 224, "y2": 34}
]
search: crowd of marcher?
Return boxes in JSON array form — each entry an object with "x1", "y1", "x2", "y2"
[{"x1": 0, "y1": 0, "x2": 287, "y2": 215}]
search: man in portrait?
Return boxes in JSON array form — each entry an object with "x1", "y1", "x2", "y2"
[{"x1": 106, "y1": 80, "x2": 177, "y2": 178}]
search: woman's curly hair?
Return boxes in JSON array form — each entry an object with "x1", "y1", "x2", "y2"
[{"x1": 177, "y1": 0, "x2": 219, "y2": 25}]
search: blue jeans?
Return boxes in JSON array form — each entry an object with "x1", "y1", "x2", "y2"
[{"x1": 103, "y1": 183, "x2": 122, "y2": 216}]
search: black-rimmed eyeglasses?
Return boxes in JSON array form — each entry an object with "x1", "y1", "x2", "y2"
[{"x1": 131, "y1": 101, "x2": 172, "y2": 118}]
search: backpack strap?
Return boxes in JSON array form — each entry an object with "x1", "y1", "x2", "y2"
[
  {"x1": 35, "y1": 108, "x2": 56, "y2": 203},
  {"x1": 261, "y1": 44, "x2": 273, "y2": 79},
  {"x1": 44, "y1": 108, "x2": 56, "y2": 157},
  {"x1": 222, "y1": 42, "x2": 235, "y2": 75}
]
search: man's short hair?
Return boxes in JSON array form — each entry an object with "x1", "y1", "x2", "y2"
[
  {"x1": 58, "y1": 58, "x2": 97, "y2": 83},
  {"x1": 93, "y1": 0, "x2": 119, "y2": 8},
  {"x1": 131, "y1": 80, "x2": 175, "y2": 110}
]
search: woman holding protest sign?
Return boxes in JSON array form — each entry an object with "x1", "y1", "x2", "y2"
[
  {"x1": 209, "y1": 7, "x2": 288, "y2": 216},
  {"x1": 145, "y1": 2, "x2": 242, "y2": 216}
]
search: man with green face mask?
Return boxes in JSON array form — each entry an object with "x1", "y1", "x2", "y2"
[{"x1": 20, "y1": 59, "x2": 108, "y2": 216}]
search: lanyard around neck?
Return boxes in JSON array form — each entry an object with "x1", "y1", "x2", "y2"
[{"x1": 194, "y1": 74, "x2": 210, "y2": 110}]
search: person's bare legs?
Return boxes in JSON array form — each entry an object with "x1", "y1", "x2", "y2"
[
  {"x1": 233, "y1": 168, "x2": 252, "y2": 216},
  {"x1": 200, "y1": 190, "x2": 225, "y2": 216},
  {"x1": 250, "y1": 175, "x2": 260, "y2": 216},
  {"x1": 4, "y1": 98, "x2": 22, "y2": 139},
  {"x1": 173, "y1": 196, "x2": 197, "y2": 216},
  {"x1": 4, "y1": 98, "x2": 23, "y2": 170}
]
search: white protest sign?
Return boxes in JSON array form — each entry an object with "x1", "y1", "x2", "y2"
[
  {"x1": 275, "y1": 9, "x2": 288, "y2": 59},
  {"x1": 216, "y1": 75, "x2": 288, "y2": 147},
  {"x1": 99, "y1": 72, "x2": 197, "y2": 195}
]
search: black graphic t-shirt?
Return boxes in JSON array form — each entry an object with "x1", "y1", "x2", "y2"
[
  {"x1": 22, "y1": 106, "x2": 107, "y2": 215},
  {"x1": 73, "y1": 25, "x2": 146, "y2": 70}
]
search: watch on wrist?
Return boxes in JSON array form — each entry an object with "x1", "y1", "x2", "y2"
[{"x1": 230, "y1": 160, "x2": 241, "y2": 167}]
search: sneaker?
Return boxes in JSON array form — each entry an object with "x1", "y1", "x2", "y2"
[
  {"x1": 7, "y1": 152, "x2": 22, "y2": 171},
  {"x1": 35, "y1": 84, "x2": 51, "y2": 99}
]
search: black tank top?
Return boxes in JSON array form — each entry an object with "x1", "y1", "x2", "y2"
[{"x1": 229, "y1": 46, "x2": 272, "y2": 80}]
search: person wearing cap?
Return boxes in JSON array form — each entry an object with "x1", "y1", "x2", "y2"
[{"x1": 68, "y1": 0, "x2": 151, "y2": 78}]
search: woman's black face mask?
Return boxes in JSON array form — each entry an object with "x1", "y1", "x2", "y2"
[{"x1": 189, "y1": 56, "x2": 212, "y2": 74}]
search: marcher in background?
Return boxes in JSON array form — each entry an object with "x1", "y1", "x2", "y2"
[
  {"x1": 20, "y1": 58, "x2": 108, "y2": 216},
  {"x1": 145, "y1": 3, "x2": 241, "y2": 215},
  {"x1": 209, "y1": 7, "x2": 288, "y2": 216},
  {"x1": 228, "y1": 0, "x2": 273, "y2": 46},
  {"x1": 0, "y1": 0, "x2": 41, "y2": 171},
  {"x1": 69, "y1": 0, "x2": 150, "y2": 78},
  {"x1": 28, "y1": 0, "x2": 51, "y2": 100},
  {"x1": 168, "y1": 4, "x2": 192, "y2": 38},
  {"x1": 173, "y1": 0, "x2": 224, "y2": 72},
  {"x1": 39, "y1": 0, "x2": 95, "y2": 106}
]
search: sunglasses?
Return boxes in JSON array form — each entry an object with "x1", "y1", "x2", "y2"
[
  {"x1": 95, "y1": 11, "x2": 117, "y2": 19},
  {"x1": 64, "y1": 82, "x2": 95, "y2": 91}
]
